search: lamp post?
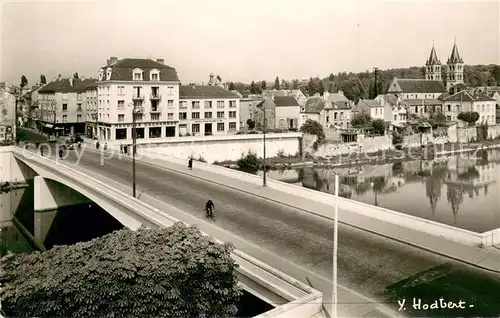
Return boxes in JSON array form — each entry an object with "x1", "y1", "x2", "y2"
[
  {"x1": 332, "y1": 174, "x2": 339, "y2": 318},
  {"x1": 130, "y1": 102, "x2": 143, "y2": 198},
  {"x1": 258, "y1": 102, "x2": 267, "y2": 187}
]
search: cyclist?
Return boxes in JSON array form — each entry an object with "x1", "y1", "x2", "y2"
[{"x1": 205, "y1": 200, "x2": 215, "y2": 218}]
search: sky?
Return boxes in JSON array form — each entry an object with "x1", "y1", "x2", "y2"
[{"x1": 1, "y1": 0, "x2": 499, "y2": 87}]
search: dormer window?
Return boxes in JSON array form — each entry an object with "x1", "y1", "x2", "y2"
[
  {"x1": 106, "y1": 68, "x2": 112, "y2": 80},
  {"x1": 150, "y1": 69, "x2": 160, "y2": 81},
  {"x1": 98, "y1": 69, "x2": 104, "y2": 81},
  {"x1": 133, "y1": 68, "x2": 144, "y2": 81}
]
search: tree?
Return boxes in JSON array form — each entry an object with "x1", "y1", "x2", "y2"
[
  {"x1": 20, "y1": 75, "x2": 28, "y2": 88},
  {"x1": 261, "y1": 80, "x2": 267, "y2": 90},
  {"x1": 292, "y1": 79, "x2": 299, "y2": 89},
  {"x1": 281, "y1": 78, "x2": 287, "y2": 90},
  {"x1": 40, "y1": 74, "x2": 47, "y2": 85},
  {"x1": 328, "y1": 73, "x2": 335, "y2": 82},
  {"x1": 0, "y1": 223, "x2": 242, "y2": 317},
  {"x1": 246, "y1": 118, "x2": 255, "y2": 130},
  {"x1": 306, "y1": 77, "x2": 316, "y2": 96},
  {"x1": 299, "y1": 119, "x2": 325, "y2": 150},
  {"x1": 392, "y1": 133, "x2": 404, "y2": 150},
  {"x1": 274, "y1": 76, "x2": 280, "y2": 89},
  {"x1": 351, "y1": 113, "x2": 372, "y2": 127},
  {"x1": 371, "y1": 119, "x2": 386, "y2": 135},
  {"x1": 492, "y1": 65, "x2": 500, "y2": 85},
  {"x1": 237, "y1": 151, "x2": 260, "y2": 174},
  {"x1": 228, "y1": 82, "x2": 236, "y2": 91},
  {"x1": 250, "y1": 81, "x2": 258, "y2": 94},
  {"x1": 457, "y1": 111, "x2": 479, "y2": 126},
  {"x1": 73, "y1": 72, "x2": 79, "y2": 79}
]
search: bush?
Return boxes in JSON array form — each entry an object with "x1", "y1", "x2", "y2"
[
  {"x1": 457, "y1": 111, "x2": 479, "y2": 127},
  {"x1": 276, "y1": 149, "x2": 285, "y2": 158},
  {"x1": 299, "y1": 119, "x2": 326, "y2": 150},
  {"x1": 246, "y1": 119, "x2": 256, "y2": 130},
  {"x1": 0, "y1": 223, "x2": 242, "y2": 318},
  {"x1": 196, "y1": 156, "x2": 207, "y2": 162},
  {"x1": 371, "y1": 119, "x2": 386, "y2": 135},
  {"x1": 237, "y1": 151, "x2": 260, "y2": 174},
  {"x1": 351, "y1": 113, "x2": 372, "y2": 128},
  {"x1": 392, "y1": 133, "x2": 404, "y2": 150}
]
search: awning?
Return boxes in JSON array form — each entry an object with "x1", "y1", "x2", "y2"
[
  {"x1": 54, "y1": 127, "x2": 64, "y2": 130},
  {"x1": 44, "y1": 123, "x2": 53, "y2": 129},
  {"x1": 392, "y1": 122, "x2": 405, "y2": 128}
]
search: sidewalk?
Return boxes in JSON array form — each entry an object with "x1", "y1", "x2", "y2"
[{"x1": 90, "y1": 144, "x2": 500, "y2": 274}]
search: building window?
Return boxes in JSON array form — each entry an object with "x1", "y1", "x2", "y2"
[
  {"x1": 151, "y1": 73, "x2": 159, "y2": 81},
  {"x1": 62, "y1": 115, "x2": 67, "y2": 122},
  {"x1": 217, "y1": 123, "x2": 225, "y2": 131},
  {"x1": 62, "y1": 104, "x2": 68, "y2": 111},
  {"x1": 217, "y1": 111, "x2": 224, "y2": 118},
  {"x1": 229, "y1": 122, "x2": 236, "y2": 131},
  {"x1": 134, "y1": 113, "x2": 143, "y2": 121},
  {"x1": 179, "y1": 101, "x2": 187, "y2": 109},
  {"x1": 77, "y1": 93, "x2": 82, "y2": 101},
  {"x1": 118, "y1": 86, "x2": 125, "y2": 95},
  {"x1": 204, "y1": 112, "x2": 212, "y2": 118},
  {"x1": 167, "y1": 86, "x2": 174, "y2": 95},
  {"x1": 134, "y1": 71, "x2": 143, "y2": 80},
  {"x1": 192, "y1": 112, "x2": 200, "y2": 119},
  {"x1": 205, "y1": 101, "x2": 212, "y2": 108},
  {"x1": 77, "y1": 103, "x2": 82, "y2": 111},
  {"x1": 151, "y1": 113, "x2": 160, "y2": 121},
  {"x1": 394, "y1": 114, "x2": 397, "y2": 121},
  {"x1": 62, "y1": 94, "x2": 68, "y2": 100},
  {"x1": 326, "y1": 116, "x2": 330, "y2": 123},
  {"x1": 118, "y1": 114, "x2": 125, "y2": 122},
  {"x1": 192, "y1": 101, "x2": 200, "y2": 109},
  {"x1": 77, "y1": 114, "x2": 82, "y2": 122},
  {"x1": 229, "y1": 111, "x2": 236, "y2": 118},
  {"x1": 118, "y1": 100, "x2": 125, "y2": 109},
  {"x1": 167, "y1": 113, "x2": 174, "y2": 120},
  {"x1": 217, "y1": 101, "x2": 225, "y2": 108},
  {"x1": 229, "y1": 101, "x2": 236, "y2": 108},
  {"x1": 192, "y1": 124, "x2": 200, "y2": 133},
  {"x1": 179, "y1": 112, "x2": 187, "y2": 120}
]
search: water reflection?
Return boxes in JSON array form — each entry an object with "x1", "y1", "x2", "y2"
[{"x1": 266, "y1": 149, "x2": 500, "y2": 232}]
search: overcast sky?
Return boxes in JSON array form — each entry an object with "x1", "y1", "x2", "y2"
[{"x1": 1, "y1": 0, "x2": 499, "y2": 86}]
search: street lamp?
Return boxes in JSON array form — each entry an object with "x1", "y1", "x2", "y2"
[
  {"x1": 130, "y1": 102, "x2": 144, "y2": 198},
  {"x1": 332, "y1": 174, "x2": 339, "y2": 318},
  {"x1": 257, "y1": 102, "x2": 267, "y2": 187}
]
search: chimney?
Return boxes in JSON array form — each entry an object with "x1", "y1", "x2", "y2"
[
  {"x1": 337, "y1": 90, "x2": 344, "y2": 96},
  {"x1": 69, "y1": 78, "x2": 74, "y2": 86},
  {"x1": 156, "y1": 59, "x2": 164, "y2": 64},
  {"x1": 58, "y1": 74, "x2": 62, "y2": 80},
  {"x1": 107, "y1": 56, "x2": 118, "y2": 66}
]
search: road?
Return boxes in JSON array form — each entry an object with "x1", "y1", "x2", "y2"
[{"x1": 32, "y1": 144, "x2": 500, "y2": 317}]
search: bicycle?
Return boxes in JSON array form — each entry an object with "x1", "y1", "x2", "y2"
[{"x1": 205, "y1": 206, "x2": 215, "y2": 220}]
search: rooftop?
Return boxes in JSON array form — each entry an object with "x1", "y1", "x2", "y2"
[
  {"x1": 179, "y1": 85, "x2": 240, "y2": 99},
  {"x1": 392, "y1": 78, "x2": 446, "y2": 94},
  {"x1": 38, "y1": 78, "x2": 98, "y2": 93},
  {"x1": 357, "y1": 99, "x2": 382, "y2": 108},
  {"x1": 99, "y1": 58, "x2": 180, "y2": 82},
  {"x1": 304, "y1": 98, "x2": 326, "y2": 113},
  {"x1": 273, "y1": 96, "x2": 300, "y2": 107},
  {"x1": 442, "y1": 90, "x2": 495, "y2": 102}
]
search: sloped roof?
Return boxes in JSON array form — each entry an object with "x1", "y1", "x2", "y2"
[
  {"x1": 304, "y1": 97, "x2": 326, "y2": 113},
  {"x1": 447, "y1": 42, "x2": 464, "y2": 64},
  {"x1": 326, "y1": 93, "x2": 349, "y2": 103},
  {"x1": 255, "y1": 97, "x2": 276, "y2": 110},
  {"x1": 377, "y1": 93, "x2": 399, "y2": 105},
  {"x1": 179, "y1": 85, "x2": 240, "y2": 99},
  {"x1": 99, "y1": 58, "x2": 179, "y2": 82},
  {"x1": 426, "y1": 45, "x2": 441, "y2": 65},
  {"x1": 404, "y1": 99, "x2": 443, "y2": 106},
  {"x1": 274, "y1": 96, "x2": 300, "y2": 107},
  {"x1": 443, "y1": 91, "x2": 476, "y2": 102},
  {"x1": 38, "y1": 78, "x2": 98, "y2": 93},
  {"x1": 357, "y1": 99, "x2": 382, "y2": 108},
  {"x1": 332, "y1": 101, "x2": 351, "y2": 110},
  {"x1": 396, "y1": 79, "x2": 446, "y2": 93}
]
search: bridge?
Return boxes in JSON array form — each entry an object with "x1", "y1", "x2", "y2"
[{"x1": 6, "y1": 141, "x2": 500, "y2": 317}]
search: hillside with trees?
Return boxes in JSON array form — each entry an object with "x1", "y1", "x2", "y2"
[{"x1": 231, "y1": 64, "x2": 500, "y2": 103}]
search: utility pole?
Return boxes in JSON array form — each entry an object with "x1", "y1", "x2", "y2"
[
  {"x1": 132, "y1": 103, "x2": 137, "y2": 198},
  {"x1": 374, "y1": 67, "x2": 379, "y2": 97},
  {"x1": 262, "y1": 103, "x2": 267, "y2": 187}
]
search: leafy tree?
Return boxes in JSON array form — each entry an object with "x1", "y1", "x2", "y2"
[
  {"x1": 371, "y1": 119, "x2": 386, "y2": 135},
  {"x1": 73, "y1": 72, "x2": 79, "y2": 79},
  {"x1": 237, "y1": 151, "x2": 260, "y2": 174},
  {"x1": 351, "y1": 113, "x2": 372, "y2": 127},
  {"x1": 250, "y1": 81, "x2": 258, "y2": 94},
  {"x1": 492, "y1": 65, "x2": 500, "y2": 84},
  {"x1": 246, "y1": 118, "x2": 255, "y2": 130},
  {"x1": 292, "y1": 79, "x2": 299, "y2": 89},
  {"x1": 280, "y1": 78, "x2": 287, "y2": 90},
  {"x1": 20, "y1": 75, "x2": 28, "y2": 88},
  {"x1": 392, "y1": 133, "x2": 404, "y2": 150},
  {"x1": 261, "y1": 80, "x2": 267, "y2": 90},
  {"x1": 457, "y1": 111, "x2": 480, "y2": 126},
  {"x1": 228, "y1": 82, "x2": 236, "y2": 91},
  {"x1": 274, "y1": 76, "x2": 280, "y2": 89},
  {"x1": 0, "y1": 223, "x2": 242, "y2": 318},
  {"x1": 40, "y1": 74, "x2": 47, "y2": 85},
  {"x1": 300, "y1": 119, "x2": 325, "y2": 150},
  {"x1": 328, "y1": 73, "x2": 335, "y2": 82}
]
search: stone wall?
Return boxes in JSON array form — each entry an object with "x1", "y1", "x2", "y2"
[
  {"x1": 402, "y1": 133, "x2": 449, "y2": 148},
  {"x1": 303, "y1": 134, "x2": 392, "y2": 157},
  {"x1": 140, "y1": 133, "x2": 301, "y2": 163}
]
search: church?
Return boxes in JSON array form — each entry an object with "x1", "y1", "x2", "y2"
[{"x1": 387, "y1": 40, "x2": 465, "y2": 99}]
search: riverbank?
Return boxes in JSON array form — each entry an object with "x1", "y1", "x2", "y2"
[{"x1": 214, "y1": 140, "x2": 500, "y2": 170}]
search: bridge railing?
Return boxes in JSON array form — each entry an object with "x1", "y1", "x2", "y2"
[{"x1": 11, "y1": 147, "x2": 324, "y2": 318}]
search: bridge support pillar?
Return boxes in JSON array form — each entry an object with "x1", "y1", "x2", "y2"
[
  {"x1": 0, "y1": 148, "x2": 36, "y2": 184},
  {"x1": 34, "y1": 209, "x2": 57, "y2": 244}
]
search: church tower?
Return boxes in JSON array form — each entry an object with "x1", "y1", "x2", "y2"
[
  {"x1": 425, "y1": 43, "x2": 441, "y2": 81},
  {"x1": 446, "y1": 38, "x2": 464, "y2": 91}
]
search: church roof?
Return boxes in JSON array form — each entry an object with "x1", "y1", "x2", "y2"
[
  {"x1": 447, "y1": 42, "x2": 464, "y2": 64},
  {"x1": 393, "y1": 79, "x2": 446, "y2": 94},
  {"x1": 426, "y1": 45, "x2": 441, "y2": 65}
]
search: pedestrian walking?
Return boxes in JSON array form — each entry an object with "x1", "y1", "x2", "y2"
[
  {"x1": 188, "y1": 157, "x2": 193, "y2": 170},
  {"x1": 104, "y1": 142, "x2": 108, "y2": 151},
  {"x1": 96, "y1": 141, "x2": 100, "y2": 149},
  {"x1": 40, "y1": 146, "x2": 44, "y2": 156},
  {"x1": 120, "y1": 143, "x2": 124, "y2": 153},
  {"x1": 35, "y1": 141, "x2": 39, "y2": 149}
]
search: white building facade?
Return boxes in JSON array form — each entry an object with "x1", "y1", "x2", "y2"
[{"x1": 96, "y1": 57, "x2": 181, "y2": 140}]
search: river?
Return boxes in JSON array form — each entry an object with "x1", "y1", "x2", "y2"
[{"x1": 260, "y1": 148, "x2": 500, "y2": 233}]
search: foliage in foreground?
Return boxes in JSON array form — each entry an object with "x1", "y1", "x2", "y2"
[
  {"x1": 237, "y1": 151, "x2": 260, "y2": 174},
  {"x1": 300, "y1": 119, "x2": 326, "y2": 150},
  {"x1": 0, "y1": 222, "x2": 242, "y2": 318}
]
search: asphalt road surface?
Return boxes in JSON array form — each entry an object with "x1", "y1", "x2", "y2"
[{"x1": 32, "y1": 144, "x2": 500, "y2": 317}]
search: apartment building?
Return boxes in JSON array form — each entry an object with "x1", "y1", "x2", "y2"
[
  {"x1": 96, "y1": 57, "x2": 181, "y2": 140},
  {"x1": 84, "y1": 82, "x2": 98, "y2": 138},
  {"x1": 178, "y1": 84, "x2": 240, "y2": 136},
  {"x1": 239, "y1": 95, "x2": 263, "y2": 129},
  {"x1": 38, "y1": 77, "x2": 96, "y2": 136},
  {"x1": 0, "y1": 83, "x2": 16, "y2": 142},
  {"x1": 442, "y1": 90, "x2": 496, "y2": 124}
]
